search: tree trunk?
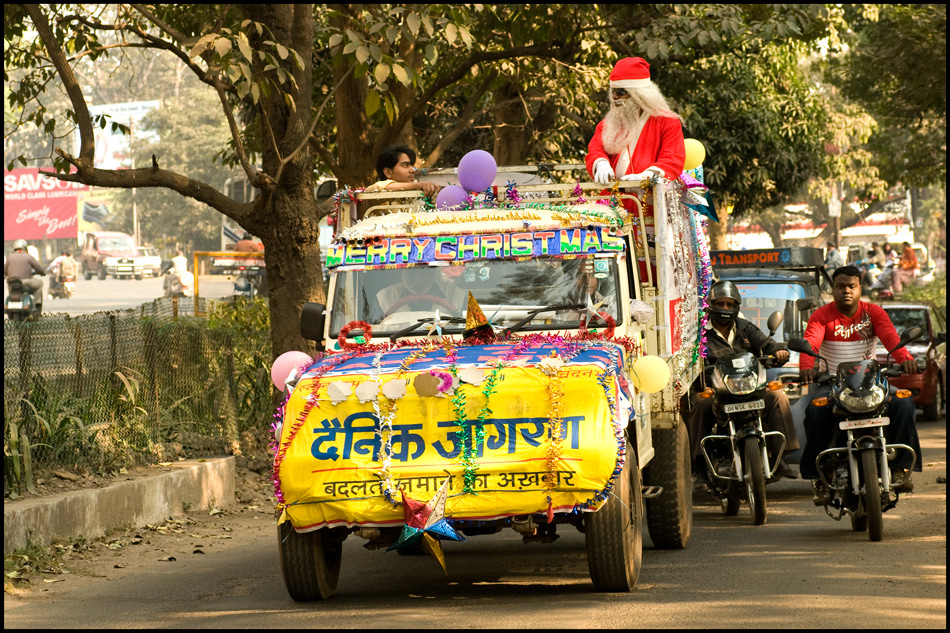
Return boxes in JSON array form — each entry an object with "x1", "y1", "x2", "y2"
[{"x1": 493, "y1": 81, "x2": 529, "y2": 165}]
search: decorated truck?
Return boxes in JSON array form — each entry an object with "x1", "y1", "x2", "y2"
[{"x1": 271, "y1": 165, "x2": 713, "y2": 600}]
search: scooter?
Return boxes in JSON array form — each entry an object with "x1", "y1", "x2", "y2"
[
  {"x1": 788, "y1": 326, "x2": 922, "y2": 542},
  {"x1": 5, "y1": 278, "x2": 43, "y2": 322},
  {"x1": 869, "y1": 262, "x2": 895, "y2": 301},
  {"x1": 697, "y1": 311, "x2": 788, "y2": 525},
  {"x1": 233, "y1": 265, "x2": 268, "y2": 298},
  {"x1": 164, "y1": 270, "x2": 195, "y2": 298},
  {"x1": 48, "y1": 274, "x2": 76, "y2": 299}
]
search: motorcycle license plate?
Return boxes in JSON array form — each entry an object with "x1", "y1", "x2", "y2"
[
  {"x1": 839, "y1": 417, "x2": 889, "y2": 430},
  {"x1": 7, "y1": 301, "x2": 23, "y2": 310},
  {"x1": 723, "y1": 399, "x2": 765, "y2": 413}
]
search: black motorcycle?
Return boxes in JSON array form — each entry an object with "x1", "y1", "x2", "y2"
[
  {"x1": 698, "y1": 311, "x2": 788, "y2": 525},
  {"x1": 788, "y1": 326, "x2": 922, "y2": 542},
  {"x1": 5, "y1": 278, "x2": 43, "y2": 322}
]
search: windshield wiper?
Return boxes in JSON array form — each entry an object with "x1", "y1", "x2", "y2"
[
  {"x1": 390, "y1": 316, "x2": 465, "y2": 342},
  {"x1": 504, "y1": 303, "x2": 586, "y2": 336}
]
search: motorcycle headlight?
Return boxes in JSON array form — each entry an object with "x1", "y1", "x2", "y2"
[
  {"x1": 838, "y1": 385, "x2": 886, "y2": 413},
  {"x1": 724, "y1": 373, "x2": 759, "y2": 396}
]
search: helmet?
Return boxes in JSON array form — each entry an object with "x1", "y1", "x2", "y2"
[
  {"x1": 12, "y1": 239, "x2": 28, "y2": 251},
  {"x1": 707, "y1": 280, "x2": 741, "y2": 322}
]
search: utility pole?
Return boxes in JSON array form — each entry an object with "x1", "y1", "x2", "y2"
[{"x1": 828, "y1": 182, "x2": 841, "y2": 247}]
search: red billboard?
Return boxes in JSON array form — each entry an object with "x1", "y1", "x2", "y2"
[{"x1": 3, "y1": 168, "x2": 87, "y2": 240}]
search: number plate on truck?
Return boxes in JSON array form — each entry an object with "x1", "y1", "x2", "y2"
[
  {"x1": 723, "y1": 399, "x2": 765, "y2": 413},
  {"x1": 839, "y1": 417, "x2": 889, "y2": 430}
]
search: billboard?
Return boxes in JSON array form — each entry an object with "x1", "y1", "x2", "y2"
[{"x1": 3, "y1": 168, "x2": 87, "y2": 241}]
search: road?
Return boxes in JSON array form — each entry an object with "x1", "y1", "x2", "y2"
[
  {"x1": 4, "y1": 419, "x2": 945, "y2": 628},
  {"x1": 4, "y1": 274, "x2": 242, "y2": 317}
]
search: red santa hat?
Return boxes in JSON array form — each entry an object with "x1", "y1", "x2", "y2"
[{"x1": 609, "y1": 57, "x2": 652, "y2": 90}]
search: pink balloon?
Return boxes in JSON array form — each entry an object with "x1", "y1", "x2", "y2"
[
  {"x1": 436, "y1": 184, "x2": 468, "y2": 210},
  {"x1": 458, "y1": 150, "x2": 497, "y2": 193},
  {"x1": 271, "y1": 351, "x2": 313, "y2": 390}
]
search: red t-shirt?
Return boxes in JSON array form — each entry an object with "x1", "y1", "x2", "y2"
[{"x1": 800, "y1": 301, "x2": 913, "y2": 373}]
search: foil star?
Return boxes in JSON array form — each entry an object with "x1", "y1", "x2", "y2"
[{"x1": 386, "y1": 477, "x2": 465, "y2": 572}]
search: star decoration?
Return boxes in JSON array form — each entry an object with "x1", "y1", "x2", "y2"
[
  {"x1": 426, "y1": 309, "x2": 450, "y2": 336},
  {"x1": 386, "y1": 477, "x2": 465, "y2": 572}
]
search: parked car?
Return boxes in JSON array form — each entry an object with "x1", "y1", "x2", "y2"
[
  {"x1": 712, "y1": 247, "x2": 830, "y2": 463},
  {"x1": 875, "y1": 302, "x2": 947, "y2": 421},
  {"x1": 135, "y1": 246, "x2": 163, "y2": 278},
  {"x1": 81, "y1": 231, "x2": 142, "y2": 280}
]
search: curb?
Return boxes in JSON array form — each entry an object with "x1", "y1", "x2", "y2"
[{"x1": 3, "y1": 456, "x2": 235, "y2": 555}]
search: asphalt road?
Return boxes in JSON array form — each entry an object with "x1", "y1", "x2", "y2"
[{"x1": 4, "y1": 419, "x2": 945, "y2": 629}]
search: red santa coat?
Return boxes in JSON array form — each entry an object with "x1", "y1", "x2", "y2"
[{"x1": 585, "y1": 116, "x2": 686, "y2": 180}]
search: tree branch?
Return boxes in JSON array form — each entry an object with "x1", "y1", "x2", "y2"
[{"x1": 425, "y1": 69, "x2": 499, "y2": 166}]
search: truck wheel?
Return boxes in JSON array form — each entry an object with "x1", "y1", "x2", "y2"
[
  {"x1": 278, "y1": 522, "x2": 343, "y2": 601},
  {"x1": 643, "y1": 423, "x2": 692, "y2": 549},
  {"x1": 586, "y1": 442, "x2": 642, "y2": 591},
  {"x1": 83, "y1": 265, "x2": 93, "y2": 281},
  {"x1": 97, "y1": 266, "x2": 107, "y2": 280}
]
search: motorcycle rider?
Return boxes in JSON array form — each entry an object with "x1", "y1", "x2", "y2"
[
  {"x1": 798, "y1": 265, "x2": 920, "y2": 504},
  {"x1": 4, "y1": 239, "x2": 46, "y2": 304},
  {"x1": 46, "y1": 249, "x2": 78, "y2": 295},
  {"x1": 687, "y1": 280, "x2": 800, "y2": 483},
  {"x1": 164, "y1": 249, "x2": 189, "y2": 294}
]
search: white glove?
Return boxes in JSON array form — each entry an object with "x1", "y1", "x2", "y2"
[{"x1": 593, "y1": 159, "x2": 615, "y2": 185}]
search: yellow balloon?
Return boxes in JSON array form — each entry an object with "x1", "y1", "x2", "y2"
[
  {"x1": 683, "y1": 138, "x2": 706, "y2": 171},
  {"x1": 632, "y1": 355, "x2": 670, "y2": 394}
]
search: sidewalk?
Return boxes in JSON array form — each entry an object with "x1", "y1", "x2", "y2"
[{"x1": 3, "y1": 456, "x2": 234, "y2": 554}]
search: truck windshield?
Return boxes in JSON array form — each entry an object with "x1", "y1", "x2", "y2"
[
  {"x1": 733, "y1": 282, "x2": 808, "y2": 341},
  {"x1": 100, "y1": 237, "x2": 136, "y2": 251},
  {"x1": 329, "y1": 256, "x2": 622, "y2": 337}
]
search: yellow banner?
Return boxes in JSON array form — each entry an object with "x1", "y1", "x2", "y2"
[{"x1": 277, "y1": 364, "x2": 624, "y2": 530}]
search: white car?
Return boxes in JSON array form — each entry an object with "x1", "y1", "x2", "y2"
[{"x1": 135, "y1": 246, "x2": 163, "y2": 278}]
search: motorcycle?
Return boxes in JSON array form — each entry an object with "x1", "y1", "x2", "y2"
[
  {"x1": 788, "y1": 326, "x2": 923, "y2": 542},
  {"x1": 697, "y1": 311, "x2": 788, "y2": 525},
  {"x1": 48, "y1": 273, "x2": 76, "y2": 299},
  {"x1": 5, "y1": 278, "x2": 43, "y2": 322},
  {"x1": 869, "y1": 262, "x2": 895, "y2": 301},
  {"x1": 856, "y1": 260, "x2": 881, "y2": 295},
  {"x1": 164, "y1": 270, "x2": 195, "y2": 298},
  {"x1": 233, "y1": 265, "x2": 268, "y2": 298}
]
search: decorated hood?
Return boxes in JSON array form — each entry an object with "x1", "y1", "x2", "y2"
[{"x1": 273, "y1": 335, "x2": 637, "y2": 531}]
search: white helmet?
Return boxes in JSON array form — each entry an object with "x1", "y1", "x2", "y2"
[{"x1": 13, "y1": 239, "x2": 28, "y2": 251}]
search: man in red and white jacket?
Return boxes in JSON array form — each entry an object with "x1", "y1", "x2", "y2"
[
  {"x1": 799, "y1": 265, "x2": 921, "y2": 500},
  {"x1": 585, "y1": 57, "x2": 686, "y2": 184}
]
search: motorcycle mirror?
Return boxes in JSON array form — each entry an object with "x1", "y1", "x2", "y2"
[
  {"x1": 301, "y1": 302, "x2": 327, "y2": 349},
  {"x1": 787, "y1": 337, "x2": 816, "y2": 356},
  {"x1": 795, "y1": 297, "x2": 815, "y2": 312},
  {"x1": 766, "y1": 311, "x2": 783, "y2": 336},
  {"x1": 890, "y1": 326, "x2": 924, "y2": 353}
]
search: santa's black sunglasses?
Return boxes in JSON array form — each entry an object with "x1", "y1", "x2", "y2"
[{"x1": 611, "y1": 88, "x2": 628, "y2": 97}]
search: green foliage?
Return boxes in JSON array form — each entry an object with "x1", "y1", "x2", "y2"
[{"x1": 899, "y1": 273, "x2": 947, "y2": 309}]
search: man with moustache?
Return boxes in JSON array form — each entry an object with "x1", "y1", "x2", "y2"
[{"x1": 585, "y1": 57, "x2": 686, "y2": 185}]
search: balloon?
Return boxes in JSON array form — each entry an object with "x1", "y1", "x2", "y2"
[
  {"x1": 457, "y1": 149, "x2": 497, "y2": 193},
  {"x1": 683, "y1": 139, "x2": 706, "y2": 171},
  {"x1": 632, "y1": 355, "x2": 670, "y2": 394},
  {"x1": 271, "y1": 351, "x2": 313, "y2": 390},
  {"x1": 436, "y1": 185, "x2": 468, "y2": 210}
]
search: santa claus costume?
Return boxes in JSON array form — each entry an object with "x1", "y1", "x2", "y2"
[{"x1": 585, "y1": 57, "x2": 685, "y2": 182}]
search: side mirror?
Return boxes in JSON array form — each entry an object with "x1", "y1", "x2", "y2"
[
  {"x1": 788, "y1": 337, "x2": 816, "y2": 356},
  {"x1": 892, "y1": 326, "x2": 924, "y2": 353},
  {"x1": 796, "y1": 297, "x2": 816, "y2": 312},
  {"x1": 766, "y1": 311, "x2": 784, "y2": 337},
  {"x1": 936, "y1": 331, "x2": 946, "y2": 345},
  {"x1": 301, "y1": 302, "x2": 326, "y2": 349}
]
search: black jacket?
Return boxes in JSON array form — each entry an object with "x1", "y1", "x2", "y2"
[{"x1": 695, "y1": 317, "x2": 785, "y2": 390}]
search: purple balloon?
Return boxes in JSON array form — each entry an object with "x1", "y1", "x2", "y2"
[
  {"x1": 457, "y1": 150, "x2": 497, "y2": 193},
  {"x1": 436, "y1": 185, "x2": 468, "y2": 210}
]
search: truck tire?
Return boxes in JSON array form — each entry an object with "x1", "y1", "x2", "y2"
[
  {"x1": 643, "y1": 423, "x2": 692, "y2": 549},
  {"x1": 278, "y1": 522, "x2": 343, "y2": 601},
  {"x1": 586, "y1": 442, "x2": 642, "y2": 591},
  {"x1": 83, "y1": 264, "x2": 93, "y2": 281},
  {"x1": 97, "y1": 266, "x2": 107, "y2": 280}
]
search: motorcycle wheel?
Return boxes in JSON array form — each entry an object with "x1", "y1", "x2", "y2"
[
  {"x1": 743, "y1": 436, "x2": 767, "y2": 526},
  {"x1": 721, "y1": 487, "x2": 741, "y2": 516},
  {"x1": 861, "y1": 450, "x2": 884, "y2": 542}
]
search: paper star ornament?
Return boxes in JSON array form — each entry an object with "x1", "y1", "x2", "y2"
[{"x1": 386, "y1": 477, "x2": 465, "y2": 572}]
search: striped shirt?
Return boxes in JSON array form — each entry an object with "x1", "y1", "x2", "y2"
[{"x1": 800, "y1": 301, "x2": 912, "y2": 374}]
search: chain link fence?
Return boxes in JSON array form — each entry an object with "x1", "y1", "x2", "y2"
[{"x1": 4, "y1": 296, "x2": 274, "y2": 496}]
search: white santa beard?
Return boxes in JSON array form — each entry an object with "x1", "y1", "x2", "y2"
[{"x1": 601, "y1": 101, "x2": 649, "y2": 158}]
